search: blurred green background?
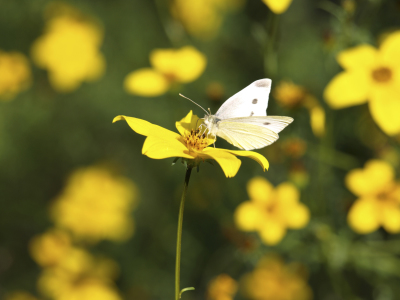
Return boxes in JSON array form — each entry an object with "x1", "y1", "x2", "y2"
[{"x1": 1, "y1": 0, "x2": 400, "y2": 300}]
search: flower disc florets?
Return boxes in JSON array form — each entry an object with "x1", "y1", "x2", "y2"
[
  {"x1": 183, "y1": 128, "x2": 208, "y2": 152},
  {"x1": 371, "y1": 67, "x2": 392, "y2": 83}
]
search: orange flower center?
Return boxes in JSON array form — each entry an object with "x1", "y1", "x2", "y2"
[
  {"x1": 376, "y1": 184, "x2": 399, "y2": 203},
  {"x1": 372, "y1": 67, "x2": 392, "y2": 83},
  {"x1": 183, "y1": 129, "x2": 208, "y2": 151},
  {"x1": 164, "y1": 73, "x2": 177, "y2": 83},
  {"x1": 266, "y1": 202, "x2": 277, "y2": 213}
]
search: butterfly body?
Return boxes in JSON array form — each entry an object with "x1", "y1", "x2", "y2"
[
  {"x1": 203, "y1": 115, "x2": 221, "y2": 136},
  {"x1": 202, "y1": 79, "x2": 293, "y2": 151}
]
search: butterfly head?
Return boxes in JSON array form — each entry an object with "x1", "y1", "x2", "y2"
[{"x1": 203, "y1": 114, "x2": 220, "y2": 136}]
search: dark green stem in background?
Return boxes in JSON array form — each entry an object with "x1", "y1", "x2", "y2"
[
  {"x1": 175, "y1": 166, "x2": 193, "y2": 300},
  {"x1": 264, "y1": 13, "x2": 280, "y2": 77}
]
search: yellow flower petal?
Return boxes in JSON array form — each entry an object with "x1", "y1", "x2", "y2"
[
  {"x1": 262, "y1": 0, "x2": 293, "y2": 14},
  {"x1": 336, "y1": 45, "x2": 378, "y2": 70},
  {"x1": 124, "y1": 68, "x2": 169, "y2": 97},
  {"x1": 393, "y1": 185, "x2": 400, "y2": 204},
  {"x1": 142, "y1": 136, "x2": 194, "y2": 160},
  {"x1": 285, "y1": 203, "x2": 310, "y2": 229},
  {"x1": 150, "y1": 46, "x2": 207, "y2": 83},
  {"x1": 275, "y1": 182, "x2": 299, "y2": 205},
  {"x1": 48, "y1": 71, "x2": 81, "y2": 92},
  {"x1": 347, "y1": 198, "x2": 380, "y2": 234},
  {"x1": 171, "y1": 0, "x2": 223, "y2": 39},
  {"x1": 246, "y1": 177, "x2": 274, "y2": 205},
  {"x1": 380, "y1": 31, "x2": 400, "y2": 67},
  {"x1": 369, "y1": 84, "x2": 400, "y2": 135},
  {"x1": 225, "y1": 150, "x2": 269, "y2": 171},
  {"x1": 309, "y1": 106, "x2": 325, "y2": 137},
  {"x1": 324, "y1": 71, "x2": 370, "y2": 109},
  {"x1": 381, "y1": 203, "x2": 400, "y2": 233},
  {"x1": 200, "y1": 148, "x2": 241, "y2": 178},
  {"x1": 345, "y1": 160, "x2": 395, "y2": 196},
  {"x1": 258, "y1": 219, "x2": 286, "y2": 245},
  {"x1": 0, "y1": 51, "x2": 31, "y2": 100},
  {"x1": 29, "y1": 229, "x2": 71, "y2": 267},
  {"x1": 234, "y1": 201, "x2": 264, "y2": 231},
  {"x1": 113, "y1": 115, "x2": 180, "y2": 140},
  {"x1": 85, "y1": 52, "x2": 106, "y2": 81},
  {"x1": 176, "y1": 110, "x2": 195, "y2": 136}
]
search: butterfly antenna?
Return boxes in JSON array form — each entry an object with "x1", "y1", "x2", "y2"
[{"x1": 179, "y1": 93, "x2": 209, "y2": 115}]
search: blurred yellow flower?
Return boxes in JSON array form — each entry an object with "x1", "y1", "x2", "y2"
[
  {"x1": 56, "y1": 280, "x2": 121, "y2": 300},
  {"x1": 4, "y1": 292, "x2": 39, "y2": 300},
  {"x1": 0, "y1": 50, "x2": 31, "y2": 100},
  {"x1": 281, "y1": 138, "x2": 307, "y2": 158},
  {"x1": 206, "y1": 81, "x2": 225, "y2": 102},
  {"x1": 30, "y1": 228, "x2": 72, "y2": 267},
  {"x1": 274, "y1": 81, "x2": 325, "y2": 137},
  {"x1": 51, "y1": 166, "x2": 138, "y2": 242},
  {"x1": 346, "y1": 160, "x2": 400, "y2": 234},
  {"x1": 242, "y1": 255, "x2": 312, "y2": 300},
  {"x1": 274, "y1": 81, "x2": 306, "y2": 109},
  {"x1": 171, "y1": 0, "x2": 244, "y2": 39},
  {"x1": 207, "y1": 274, "x2": 238, "y2": 300},
  {"x1": 234, "y1": 177, "x2": 310, "y2": 245},
  {"x1": 324, "y1": 31, "x2": 400, "y2": 135},
  {"x1": 113, "y1": 111, "x2": 269, "y2": 178},
  {"x1": 309, "y1": 106, "x2": 325, "y2": 137},
  {"x1": 37, "y1": 246, "x2": 120, "y2": 300},
  {"x1": 288, "y1": 162, "x2": 309, "y2": 189},
  {"x1": 262, "y1": 0, "x2": 293, "y2": 14},
  {"x1": 124, "y1": 46, "x2": 206, "y2": 97},
  {"x1": 31, "y1": 3, "x2": 105, "y2": 92}
]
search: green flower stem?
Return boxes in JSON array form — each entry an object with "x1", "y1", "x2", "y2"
[
  {"x1": 264, "y1": 13, "x2": 280, "y2": 77},
  {"x1": 175, "y1": 166, "x2": 193, "y2": 300}
]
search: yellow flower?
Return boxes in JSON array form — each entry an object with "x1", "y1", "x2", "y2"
[
  {"x1": 207, "y1": 274, "x2": 238, "y2": 300},
  {"x1": 124, "y1": 46, "x2": 206, "y2": 97},
  {"x1": 113, "y1": 111, "x2": 269, "y2": 178},
  {"x1": 262, "y1": 0, "x2": 293, "y2": 14},
  {"x1": 346, "y1": 160, "x2": 400, "y2": 234},
  {"x1": 274, "y1": 81, "x2": 307, "y2": 109},
  {"x1": 37, "y1": 246, "x2": 120, "y2": 300},
  {"x1": 274, "y1": 81, "x2": 325, "y2": 137},
  {"x1": 50, "y1": 166, "x2": 138, "y2": 242},
  {"x1": 309, "y1": 106, "x2": 325, "y2": 137},
  {"x1": 57, "y1": 280, "x2": 121, "y2": 300},
  {"x1": 31, "y1": 3, "x2": 105, "y2": 92},
  {"x1": 29, "y1": 229, "x2": 72, "y2": 267},
  {"x1": 4, "y1": 292, "x2": 39, "y2": 300},
  {"x1": 281, "y1": 138, "x2": 307, "y2": 159},
  {"x1": 242, "y1": 254, "x2": 312, "y2": 300},
  {"x1": 234, "y1": 177, "x2": 309, "y2": 245},
  {"x1": 324, "y1": 31, "x2": 400, "y2": 135},
  {"x1": 171, "y1": 0, "x2": 244, "y2": 39},
  {"x1": 0, "y1": 50, "x2": 31, "y2": 100}
]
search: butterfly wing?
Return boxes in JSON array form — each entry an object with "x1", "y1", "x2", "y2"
[
  {"x1": 217, "y1": 121, "x2": 279, "y2": 150},
  {"x1": 225, "y1": 116, "x2": 294, "y2": 134},
  {"x1": 215, "y1": 79, "x2": 271, "y2": 119}
]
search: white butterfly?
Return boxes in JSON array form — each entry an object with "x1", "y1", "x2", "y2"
[{"x1": 181, "y1": 79, "x2": 293, "y2": 151}]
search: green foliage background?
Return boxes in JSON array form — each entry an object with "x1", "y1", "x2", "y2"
[{"x1": 1, "y1": 0, "x2": 400, "y2": 299}]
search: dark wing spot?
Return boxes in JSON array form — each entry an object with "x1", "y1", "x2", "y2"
[
  {"x1": 263, "y1": 122, "x2": 270, "y2": 125},
  {"x1": 252, "y1": 99, "x2": 258, "y2": 104},
  {"x1": 250, "y1": 111, "x2": 254, "y2": 116},
  {"x1": 254, "y1": 79, "x2": 271, "y2": 88}
]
